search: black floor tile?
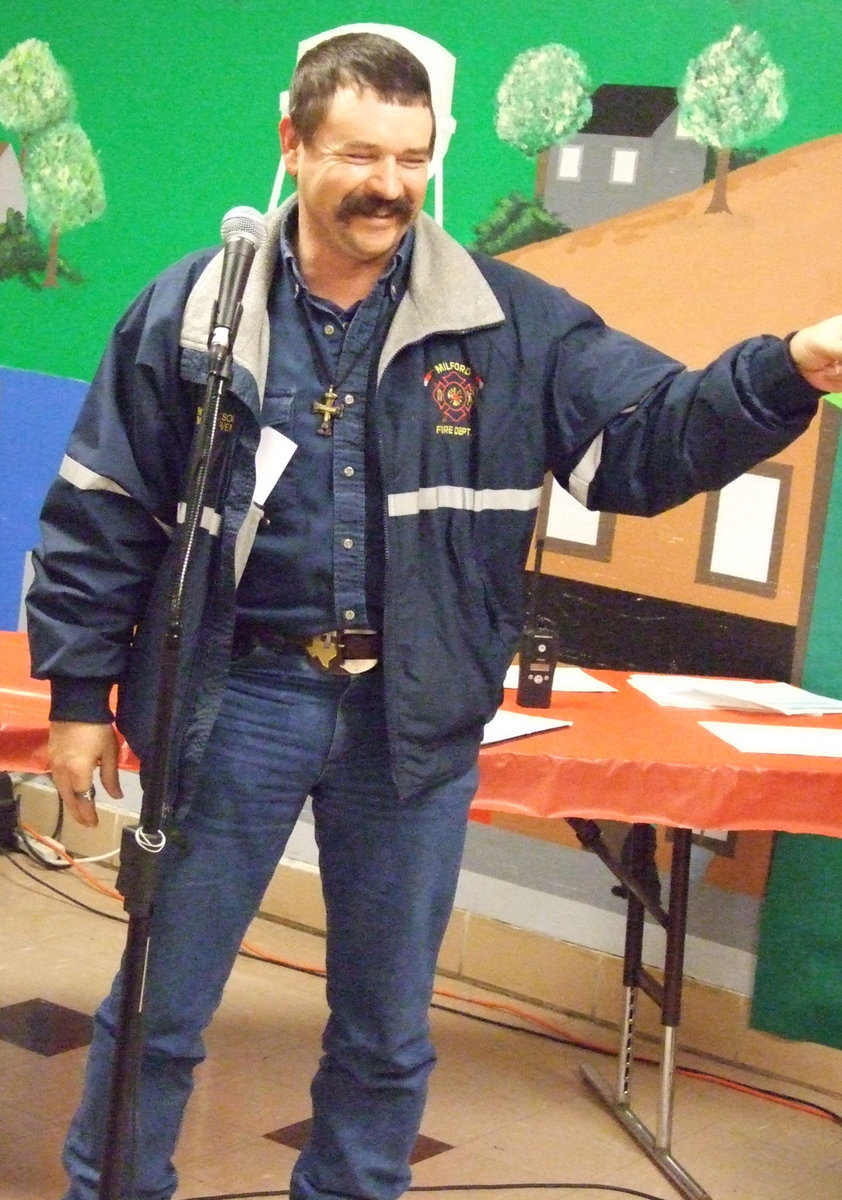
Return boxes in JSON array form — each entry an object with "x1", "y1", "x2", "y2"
[
  {"x1": 266, "y1": 1117, "x2": 453, "y2": 1163},
  {"x1": 408, "y1": 1132, "x2": 454, "y2": 1164},
  {"x1": 0, "y1": 997, "x2": 93, "y2": 1056}
]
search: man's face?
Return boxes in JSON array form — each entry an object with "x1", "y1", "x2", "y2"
[{"x1": 280, "y1": 86, "x2": 433, "y2": 272}]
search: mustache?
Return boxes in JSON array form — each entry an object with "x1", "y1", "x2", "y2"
[{"x1": 337, "y1": 193, "x2": 415, "y2": 222}]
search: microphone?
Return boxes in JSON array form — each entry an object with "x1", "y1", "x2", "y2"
[{"x1": 209, "y1": 206, "x2": 268, "y2": 356}]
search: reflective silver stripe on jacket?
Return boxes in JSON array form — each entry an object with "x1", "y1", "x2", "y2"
[
  {"x1": 59, "y1": 454, "x2": 131, "y2": 498},
  {"x1": 176, "y1": 501, "x2": 222, "y2": 536},
  {"x1": 387, "y1": 484, "x2": 543, "y2": 517},
  {"x1": 59, "y1": 455, "x2": 175, "y2": 536}
]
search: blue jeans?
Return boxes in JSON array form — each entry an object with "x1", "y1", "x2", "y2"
[{"x1": 62, "y1": 648, "x2": 477, "y2": 1200}]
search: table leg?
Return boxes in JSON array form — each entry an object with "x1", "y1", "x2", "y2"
[{"x1": 572, "y1": 821, "x2": 711, "y2": 1200}]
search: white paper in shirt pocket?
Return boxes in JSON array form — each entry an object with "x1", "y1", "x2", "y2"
[{"x1": 253, "y1": 426, "x2": 297, "y2": 506}]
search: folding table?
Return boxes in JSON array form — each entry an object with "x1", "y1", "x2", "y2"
[{"x1": 475, "y1": 671, "x2": 842, "y2": 1199}]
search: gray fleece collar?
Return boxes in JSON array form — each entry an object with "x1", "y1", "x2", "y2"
[{"x1": 180, "y1": 198, "x2": 505, "y2": 400}]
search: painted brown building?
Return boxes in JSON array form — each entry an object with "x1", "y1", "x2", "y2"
[{"x1": 502, "y1": 135, "x2": 842, "y2": 682}]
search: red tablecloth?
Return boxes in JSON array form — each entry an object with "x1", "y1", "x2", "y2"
[
  {"x1": 4, "y1": 631, "x2": 842, "y2": 837},
  {"x1": 478, "y1": 673, "x2": 842, "y2": 836}
]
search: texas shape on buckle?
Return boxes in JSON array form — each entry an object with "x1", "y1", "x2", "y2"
[{"x1": 307, "y1": 633, "x2": 340, "y2": 672}]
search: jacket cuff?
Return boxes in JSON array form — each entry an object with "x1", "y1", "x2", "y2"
[
  {"x1": 749, "y1": 336, "x2": 825, "y2": 415},
  {"x1": 49, "y1": 677, "x2": 115, "y2": 724}
]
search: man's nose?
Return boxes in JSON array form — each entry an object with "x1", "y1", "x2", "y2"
[{"x1": 369, "y1": 156, "x2": 401, "y2": 198}]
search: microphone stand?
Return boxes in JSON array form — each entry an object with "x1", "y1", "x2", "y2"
[{"x1": 98, "y1": 314, "x2": 240, "y2": 1200}]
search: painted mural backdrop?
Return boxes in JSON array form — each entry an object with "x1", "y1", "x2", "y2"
[
  {"x1": 2, "y1": 1, "x2": 841, "y2": 376},
  {"x1": 3, "y1": 0, "x2": 842, "y2": 1046},
  {"x1": 0, "y1": 39, "x2": 105, "y2": 288}
]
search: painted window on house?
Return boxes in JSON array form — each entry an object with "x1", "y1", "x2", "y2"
[
  {"x1": 557, "y1": 144, "x2": 583, "y2": 180},
  {"x1": 611, "y1": 147, "x2": 638, "y2": 184}
]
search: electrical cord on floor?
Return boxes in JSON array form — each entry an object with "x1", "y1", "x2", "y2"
[
  {"x1": 0, "y1": 778, "x2": 73, "y2": 870},
  {"x1": 0, "y1": 839, "x2": 127, "y2": 922},
  {"x1": 182, "y1": 1186, "x2": 671, "y2": 1200},
  {"x1": 240, "y1": 942, "x2": 842, "y2": 1128},
  {"x1": 3, "y1": 850, "x2": 674, "y2": 1200},
  {"x1": 5, "y1": 830, "x2": 842, "y2": 1136},
  {"x1": 423, "y1": 995, "x2": 842, "y2": 1127}
]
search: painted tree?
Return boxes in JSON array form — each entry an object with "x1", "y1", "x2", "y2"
[
  {"x1": 473, "y1": 192, "x2": 567, "y2": 255},
  {"x1": 0, "y1": 39, "x2": 75, "y2": 172},
  {"x1": 495, "y1": 44, "x2": 592, "y2": 198},
  {"x1": 678, "y1": 25, "x2": 786, "y2": 214},
  {"x1": 26, "y1": 120, "x2": 105, "y2": 287}
]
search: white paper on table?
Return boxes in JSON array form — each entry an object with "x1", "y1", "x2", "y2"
[
  {"x1": 628, "y1": 673, "x2": 842, "y2": 715},
  {"x1": 717, "y1": 680, "x2": 826, "y2": 713},
  {"x1": 699, "y1": 721, "x2": 842, "y2": 757},
  {"x1": 687, "y1": 680, "x2": 842, "y2": 715},
  {"x1": 504, "y1": 664, "x2": 616, "y2": 692},
  {"x1": 253, "y1": 427, "x2": 298, "y2": 506},
  {"x1": 482, "y1": 709, "x2": 571, "y2": 745},
  {"x1": 628, "y1": 674, "x2": 723, "y2": 706}
]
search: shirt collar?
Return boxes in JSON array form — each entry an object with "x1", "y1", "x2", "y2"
[{"x1": 279, "y1": 200, "x2": 414, "y2": 306}]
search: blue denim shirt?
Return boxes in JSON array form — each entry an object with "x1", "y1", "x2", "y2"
[{"x1": 235, "y1": 213, "x2": 412, "y2": 634}]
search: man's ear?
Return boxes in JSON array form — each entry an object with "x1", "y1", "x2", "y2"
[{"x1": 279, "y1": 116, "x2": 300, "y2": 176}]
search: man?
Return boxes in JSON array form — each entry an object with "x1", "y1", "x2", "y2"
[{"x1": 27, "y1": 30, "x2": 842, "y2": 1200}]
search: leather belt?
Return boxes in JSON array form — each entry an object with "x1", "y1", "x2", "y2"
[{"x1": 233, "y1": 624, "x2": 381, "y2": 675}]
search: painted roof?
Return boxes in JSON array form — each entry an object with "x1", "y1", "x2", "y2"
[{"x1": 582, "y1": 84, "x2": 677, "y2": 137}]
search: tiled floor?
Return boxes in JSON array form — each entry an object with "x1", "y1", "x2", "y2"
[{"x1": 3, "y1": 848, "x2": 842, "y2": 1200}]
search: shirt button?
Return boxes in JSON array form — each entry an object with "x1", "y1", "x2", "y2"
[
  {"x1": 343, "y1": 466, "x2": 355, "y2": 477},
  {"x1": 324, "y1": 323, "x2": 336, "y2": 335},
  {"x1": 344, "y1": 609, "x2": 355, "y2": 622},
  {"x1": 342, "y1": 537, "x2": 354, "y2": 549},
  {"x1": 344, "y1": 395, "x2": 355, "y2": 405}
]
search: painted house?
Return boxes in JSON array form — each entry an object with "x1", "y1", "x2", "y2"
[
  {"x1": 0, "y1": 142, "x2": 26, "y2": 222},
  {"x1": 505, "y1": 136, "x2": 842, "y2": 684},
  {"x1": 544, "y1": 84, "x2": 705, "y2": 230}
]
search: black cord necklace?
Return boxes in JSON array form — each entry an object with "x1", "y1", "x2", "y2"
[{"x1": 296, "y1": 289, "x2": 395, "y2": 436}]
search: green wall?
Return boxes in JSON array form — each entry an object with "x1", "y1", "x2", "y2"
[{"x1": 3, "y1": 0, "x2": 842, "y2": 382}]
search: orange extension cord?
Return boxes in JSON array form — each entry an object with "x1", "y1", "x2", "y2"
[{"x1": 18, "y1": 822, "x2": 842, "y2": 1128}]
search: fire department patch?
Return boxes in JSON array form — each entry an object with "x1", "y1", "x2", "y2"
[{"x1": 424, "y1": 361, "x2": 483, "y2": 436}]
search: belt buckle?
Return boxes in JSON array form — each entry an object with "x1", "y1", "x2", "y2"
[
  {"x1": 304, "y1": 631, "x2": 344, "y2": 674},
  {"x1": 303, "y1": 631, "x2": 378, "y2": 675}
]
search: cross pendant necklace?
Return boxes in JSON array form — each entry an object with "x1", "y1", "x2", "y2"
[
  {"x1": 296, "y1": 284, "x2": 395, "y2": 437},
  {"x1": 312, "y1": 385, "x2": 344, "y2": 436}
]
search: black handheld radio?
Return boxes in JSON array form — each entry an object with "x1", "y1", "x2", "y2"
[{"x1": 516, "y1": 537, "x2": 559, "y2": 708}]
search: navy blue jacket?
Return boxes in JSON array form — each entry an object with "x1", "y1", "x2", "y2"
[{"x1": 27, "y1": 201, "x2": 821, "y2": 805}]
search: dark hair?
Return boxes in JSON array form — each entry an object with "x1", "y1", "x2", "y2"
[{"x1": 289, "y1": 32, "x2": 435, "y2": 151}]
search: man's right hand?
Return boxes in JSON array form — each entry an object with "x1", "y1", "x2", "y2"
[{"x1": 48, "y1": 721, "x2": 124, "y2": 827}]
